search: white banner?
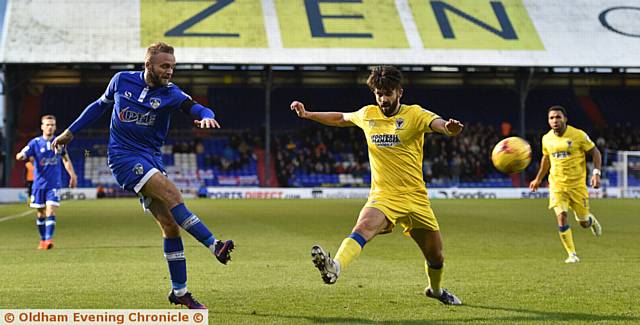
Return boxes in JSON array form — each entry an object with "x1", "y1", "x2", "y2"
[
  {"x1": 2, "y1": 0, "x2": 639, "y2": 66},
  {"x1": 0, "y1": 188, "x2": 97, "y2": 203}
]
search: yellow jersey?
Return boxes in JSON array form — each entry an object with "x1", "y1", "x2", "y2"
[
  {"x1": 344, "y1": 104, "x2": 439, "y2": 195},
  {"x1": 542, "y1": 125, "x2": 595, "y2": 190}
]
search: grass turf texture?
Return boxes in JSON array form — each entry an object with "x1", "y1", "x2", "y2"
[{"x1": 1, "y1": 199, "x2": 639, "y2": 324}]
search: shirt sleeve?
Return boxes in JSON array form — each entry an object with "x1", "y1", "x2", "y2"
[
  {"x1": 541, "y1": 136, "x2": 549, "y2": 156},
  {"x1": 416, "y1": 107, "x2": 440, "y2": 133},
  {"x1": 22, "y1": 140, "x2": 35, "y2": 158},
  {"x1": 171, "y1": 86, "x2": 193, "y2": 112},
  {"x1": 580, "y1": 131, "x2": 595, "y2": 152},
  {"x1": 343, "y1": 106, "x2": 366, "y2": 128},
  {"x1": 100, "y1": 73, "x2": 120, "y2": 103}
]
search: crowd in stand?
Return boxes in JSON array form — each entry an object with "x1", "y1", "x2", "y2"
[
  {"x1": 272, "y1": 122, "x2": 640, "y2": 187},
  {"x1": 273, "y1": 123, "x2": 507, "y2": 187}
]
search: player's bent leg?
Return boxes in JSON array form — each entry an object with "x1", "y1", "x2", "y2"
[
  {"x1": 575, "y1": 212, "x2": 602, "y2": 237},
  {"x1": 141, "y1": 173, "x2": 234, "y2": 264},
  {"x1": 336, "y1": 208, "x2": 387, "y2": 272},
  {"x1": 311, "y1": 207, "x2": 388, "y2": 285}
]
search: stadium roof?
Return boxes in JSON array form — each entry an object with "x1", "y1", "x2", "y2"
[{"x1": 0, "y1": 0, "x2": 639, "y2": 67}]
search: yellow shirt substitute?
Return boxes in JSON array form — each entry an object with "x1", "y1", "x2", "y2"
[
  {"x1": 542, "y1": 125, "x2": 595, "y2": 190},
  {"x1": 344, "y1": 104, "x2": 439, "y2": 196}
]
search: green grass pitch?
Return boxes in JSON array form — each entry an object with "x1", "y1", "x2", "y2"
[{"x1": 1, "y1": 198, "x2": 639, "y2": 324}]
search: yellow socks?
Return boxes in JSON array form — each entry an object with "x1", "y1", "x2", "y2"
[
  {"x1": 334, "y1": 233, "x2": 367, "y2": 270},
  {"x1": 558, "y1": 225, "x2": 576, "y2": 255},
  {"x1": 425, "y1": 262, "x2": 444, "y2": 294}
]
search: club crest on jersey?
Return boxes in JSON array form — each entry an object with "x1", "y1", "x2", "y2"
[
  {"x1": 118, "y1": 107, "x2": 157, "y2": 126},
  {"x1": 133, "y1": 163, "x2": 144, "y2": 175},
  {"x1": 395, "y1": 118, "x2": 405, "y2": 130},
  {"x1": 150, "y1": 97, "x2": 161, "y2": 109},
  {"x1": 567, "y1": 140, "x2": 573, "y2": 148}
]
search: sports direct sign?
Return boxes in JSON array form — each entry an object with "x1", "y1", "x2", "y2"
[
  {"x1": 2, "y1": 0, "x2": 640, "y2": 66},
  {"x1": 204, "y1": 187, "x2": 631, "y2": 199}
]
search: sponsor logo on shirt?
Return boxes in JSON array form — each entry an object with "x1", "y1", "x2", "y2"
[
  {"x1": 552, "y1": 151, "x2": 571, "y2": 159},
  {"x1": 371, "y1": 134, "x2": 400, "y2": 147},
  {"x1": 39, "y1": 157, "x2": 59, "y2": 166},
  {"x1": 118, "y1": 107, "x2": 157, "y2": 126}
]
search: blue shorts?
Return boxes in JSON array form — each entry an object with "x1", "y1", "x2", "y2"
[
  {"x1": 108, "y1": 152, "x2": 166, "y2": 193},
  {"x1": 30, "y1": 188, "x2": 60, "y2": 208}
]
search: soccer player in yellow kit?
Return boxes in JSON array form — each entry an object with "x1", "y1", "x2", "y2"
[
  {"x1": 530, "y1": 105, "x2": 603, "y2": 263},
  {"x1": 290, "y1": 65, "x2": 464, "y2": 305}
]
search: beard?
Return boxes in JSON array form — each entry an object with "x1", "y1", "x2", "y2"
[
  {"x1": 149, "y1": 68, "x2": 169, "y2": 86},
  {"x1": 380, "y1": 97, "x2": 400, "y2": 117}
]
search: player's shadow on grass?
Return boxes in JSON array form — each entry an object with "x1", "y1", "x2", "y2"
[
  {"x1": 220, "y1": 304, "x2": 639, "y2": 324},
  {"x1": 459, "y1": 303, "x2": 639, "y2": 323}
]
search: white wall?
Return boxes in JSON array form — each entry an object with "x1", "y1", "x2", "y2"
[{"x1": 1, "y1": 0, "x2": 639, "y2": 66}]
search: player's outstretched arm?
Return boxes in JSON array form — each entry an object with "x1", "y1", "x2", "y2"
[
  {"x1": 186, "y1": 102, "x2": 220, "y2": 129},
  {"x1": 529, "y1": 155, "x2": 550, "y2": 192},
  {"x1": 290, "y1": 101, "x2": 354, "y2": 127},
  {"x1": 588, "y1": 146, "x2": 602, "y2": 189},
  {"x1": 431, "y1": 118, "x2": 464, "y2": 136},
  {"x1": 53, "y1": 98, "x2": 112, "y2": 151}
]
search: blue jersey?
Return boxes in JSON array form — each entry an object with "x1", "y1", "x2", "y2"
[
  {"x1": 22, "y1": 136, "x2": 65, "y2": 189},
  {"x1": 101, "y1": 71, "x2": 192, "y2": 156}
]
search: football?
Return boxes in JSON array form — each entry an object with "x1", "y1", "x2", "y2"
[{"x1": 491, "y1": 136, "x2": 532, "y2": 174}]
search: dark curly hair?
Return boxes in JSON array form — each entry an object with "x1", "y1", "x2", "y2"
[{"x1": 366, "y1": 65, "x2": 403, "y2": 92}]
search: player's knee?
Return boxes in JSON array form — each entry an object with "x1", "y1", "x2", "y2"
[
  {"x1": 158, "y1": 218, "x2": 180, "y2": 237},
  {"x1": 576, "y1": 213, "x2": 593, "y2": 228},
  {"x1": 556, "y1": 212, "x2": 568, "y2": 225},
  {"x1": 352, "y1": 224, "x2": 376, "y2": 240}
]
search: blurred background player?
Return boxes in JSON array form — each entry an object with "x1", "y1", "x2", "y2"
[
  {"x1": 290, "y1": 65, "x2": 464, "y2": 305},
  {"x1": 15, "y1": 115, "x2": 77, "y2": 250},
  {"x1": 529, "y1": 105, "x2": 602, "y2": 263},
  {"x1": 52, "y1": 42, "x2": 234, "y2": 309}
]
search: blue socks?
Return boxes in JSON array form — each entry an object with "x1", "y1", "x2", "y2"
[
  {"x1": 44, "y1": 215, "x2": 56, "y2": 240},
  {"x1": 170, "y1": 204, "x2": 216, "y2": 247},
  {"x1": 36, "y1": 218, "x2": 46, "y2": 240},
  {"x1": 164, "y1": 237, "x2": 187, "y2": 291}
]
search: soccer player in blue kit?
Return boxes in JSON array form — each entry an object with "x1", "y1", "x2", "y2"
[
  {"x1": 52, "y1": 42, "x2": 234, "y2": 309},
  {"x1": 16, "y1": 115, "x2": 78, "y2": 250}
]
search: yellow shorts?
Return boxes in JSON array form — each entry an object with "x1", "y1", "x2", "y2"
[
  {"x1": 365, "y1": 189, "x2": 439, "y2": 236},
  {"x1": 548, "y1": 186, "x2": 590, "y2": 219}
]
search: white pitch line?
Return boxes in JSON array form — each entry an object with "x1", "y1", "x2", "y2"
[{"x1": 0, "y1": 210, "x2": 33, "y2": 223}]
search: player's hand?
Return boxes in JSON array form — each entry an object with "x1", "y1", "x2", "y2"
[
  {"x1": 52, "y1": 130, "x2": 74, "y2": 154},
  {"x1": 194, "y1": 118, "x2": 220, "y2": 129},
  {"x1": 444, "y1": 119, "x2": 464, "y2": 136},
  {"x1": 290, "y1": 101, "x2": 308, "y2": 118},
  {"x1": 529, "y1": 179, "x2": 540, "y2": 192},
  {"x1": 69, "y1": 175, "x2": 78, "y2": 188},
  {"x1": 15, "y1": 151, "x2": 26, "y2": 161},
  {"x1": 590, "y1": 175, "x2": 601, "y2": 189}
]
